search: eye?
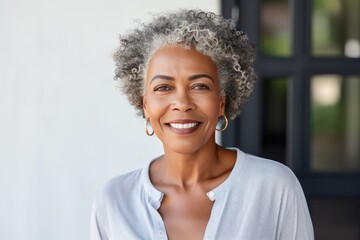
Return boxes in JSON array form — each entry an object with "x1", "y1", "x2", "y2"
[
  {"x1": 192, "y1": 84, "x2": 210, "y2": 90},
  {"x1": 154, "y1": 85, "x2": 172, "y2": 92}
]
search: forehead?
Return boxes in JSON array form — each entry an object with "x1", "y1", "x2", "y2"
[{"x1": 146, "y1": 45, "x2": 218, "y2": 76}]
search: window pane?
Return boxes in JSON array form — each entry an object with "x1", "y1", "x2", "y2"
[
  {"x1": 311, "y1": 75, "x2": 360, "y2": 171},
  {"x1": 261, "y1": 0, "x2": 291, "y2": 56},
  {"x1": 262, "y1": 78, "x2": 288, "y2": 164},
  {"x1": 311, "y1": 198, "x2": 360, "y2": 240},
  {"x1": 312, "y1": 0, "x2": 360, "y2": 57}
]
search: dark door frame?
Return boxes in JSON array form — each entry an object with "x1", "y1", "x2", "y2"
[{"x1": 221, "y1": 0, "x2": 360, "y2": 198}]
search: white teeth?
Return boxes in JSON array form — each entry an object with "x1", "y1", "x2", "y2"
[{"x1": 169, "y1": 122, "x2": 198, "y2": 129}]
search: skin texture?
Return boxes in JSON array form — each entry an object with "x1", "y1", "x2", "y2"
[{"x1": 143, "y1": 45, "x2": 237, "y2": 239}]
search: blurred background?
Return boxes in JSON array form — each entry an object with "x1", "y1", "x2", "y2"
[
  {"x1": 221, "y1": 0, "x2": 360, "y2": 239},
  {"x1": 0, "y1": 0, "x2": 359, "y2": 239}
]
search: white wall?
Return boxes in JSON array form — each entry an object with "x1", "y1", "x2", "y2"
[{"x1": 0, "y1": 0, "x2": 219, "y2": 239}]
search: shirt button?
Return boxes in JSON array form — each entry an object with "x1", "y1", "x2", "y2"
[{"x1": 207, "y1": 191, "x2": 215, "y2": 201}]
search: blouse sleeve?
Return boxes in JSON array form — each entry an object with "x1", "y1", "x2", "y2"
[
  {"x1": 279, "y1": 178, "x2": 314, "y2": 240},
  {"x1": 90, "y1": 197, "x2": 106, "y2": 240}
]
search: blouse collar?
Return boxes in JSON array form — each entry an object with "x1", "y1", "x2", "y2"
[{"x1": 141, "y1": 148, "x2": 247, "y2": 208}]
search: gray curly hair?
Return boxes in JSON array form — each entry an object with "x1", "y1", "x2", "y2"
[{"x1": 113, "y1": 9, "x2": 256, "y2": 119}]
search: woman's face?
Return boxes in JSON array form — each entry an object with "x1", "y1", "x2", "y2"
[{"x1": 143, "y1": 45, "x2": 225, "y2": 154}]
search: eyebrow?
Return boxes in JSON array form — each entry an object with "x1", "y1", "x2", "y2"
[
  {"x1": 188, "y1": 74, "x2": 214, "y2": 82},
  {"x1": 151, "y1": 74, "x2": 214, "y2": 83},
  {"x1": 151, "y1": 75, "x2": 175, "y2": 82}
]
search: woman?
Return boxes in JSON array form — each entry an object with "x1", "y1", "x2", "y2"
[{"x1": 91, "y1": 9, "x2": 314, "y2": 240}]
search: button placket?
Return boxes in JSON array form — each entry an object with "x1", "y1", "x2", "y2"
[
  {"x1": 204, "y1": 190, "x2": 219, "y2": 240},
  {"x1": 151, "y1": 204, "x2": 167, "y2": 240},
  {"x1": 207, "y1": 191, "x2": 216, "y2": 201}
]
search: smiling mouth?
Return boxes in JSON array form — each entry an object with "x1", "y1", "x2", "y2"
[
  {"x1": 166, "y1": 121, "x2": 201, "y2": 134},
  {"x1": 169, "y1": 122, "x2": 199, "y2": 129}
]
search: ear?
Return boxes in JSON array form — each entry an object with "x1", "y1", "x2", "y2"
[
  {"x1": 143, "y1": 96, "x2": 149, "y2": 119},
  {"x1": 219, "y1": 95, "x2": 226, "y2": 116}
]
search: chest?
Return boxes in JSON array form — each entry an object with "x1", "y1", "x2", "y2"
[
  {"x1": 158, "y1": 190, "x2": 214, "y2": 240},
  {"x1": 110, "y1": 188, "x2": 284, "y2": 240}
]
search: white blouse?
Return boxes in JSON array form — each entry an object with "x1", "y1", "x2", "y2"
[{"x1": 90, "y1": 148, "x2": 314, "y2": 240}]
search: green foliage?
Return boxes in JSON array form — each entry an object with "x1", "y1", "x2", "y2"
[
  {"x1": 261, "y1": 36, "x2": 290, "y2": 56},
  {"x1": 312, "y1": 102, "x2": 344, "y2": 135}
]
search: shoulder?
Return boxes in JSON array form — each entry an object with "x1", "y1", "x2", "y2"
[
  {"x1": 90, "y1": 167, "x2": 153, "y2": 238},
  {"x1": 241, "y1": 153, "x2": 298, "y2": 189},
  {"x1": 235, "y1": 151, "x2": 306, "y2": 208},
  {"x1": 244, "y1": 153, "x2": 296, "y2": 180},
  {"x1": 94, "y1": 167, "x2": 143, "y2": 207}
]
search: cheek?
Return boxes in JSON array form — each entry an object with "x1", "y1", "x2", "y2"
[
  {"x1": 197, "y1": 95, "x2": 222, "y2": 116},
  {"x1": 146, "y1": 95, "x2": 168, "y2": 117}
]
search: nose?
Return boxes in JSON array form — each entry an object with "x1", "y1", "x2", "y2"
[{"x1": 171, "y1": 89, "x2": 196, "y2": 112}]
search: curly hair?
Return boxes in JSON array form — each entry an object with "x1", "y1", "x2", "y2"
[{"x1": 113, "y1": 9, "x2": 256, "y2": 119}]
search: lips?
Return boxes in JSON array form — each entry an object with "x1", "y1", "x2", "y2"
[{"x1": 166, "y1": 120, "x2": 201, "y2": 134}]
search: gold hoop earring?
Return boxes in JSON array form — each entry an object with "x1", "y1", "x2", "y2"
[
  {"x1": 145, "y1": 118, "x2": 154, "y2": 136},
  {"x1": 216, "y1": 115, "x2": 228, "y2": 132}
]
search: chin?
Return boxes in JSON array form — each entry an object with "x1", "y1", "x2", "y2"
[
  {"x1": 162, "y1": 142, "x2": 194, "y2": 154},
  {"x1": 163, "y1": 139, "x2": 212, "y2": 155}
]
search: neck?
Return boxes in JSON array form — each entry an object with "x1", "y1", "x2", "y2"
[{"x1": 156, "y1": 137, "x2": 222, "y2": 188}]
